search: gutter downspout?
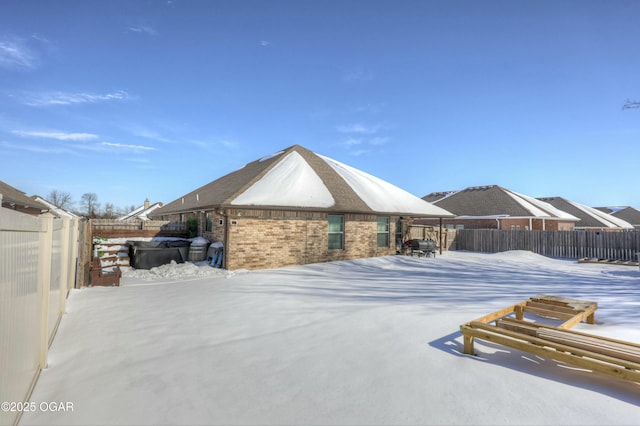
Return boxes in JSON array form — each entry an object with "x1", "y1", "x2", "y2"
[
  {"x1": 439, "y1": 217, "x2": 443, "y2": 255},
  {"x1": 224, "y1": 209, "x2": 230, "y2": 270},
  {"x1": 218, "y1": 208, "x2": 229, "y2": 270},
  {"x1": 496, "y1": 218, "x2": 500, "y2": 230}
]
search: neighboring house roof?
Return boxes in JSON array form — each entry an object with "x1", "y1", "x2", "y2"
[
  {"x1": 119, "y1": 200, "x2": 164, "y2": 221},
  {"x1": 594, "y1": 206, "x2": 640, "y2": 227},
  {"x1": 539, "y1": 197, "x2": 634, "y2": 229},
  {"x1": 423, "y1": 185, "x2": 579, "y2": 221},
  {"x1": 154, "y1": 145, "x2": 454, "y2": 218},
  {"x1": 32, "y1": 195, "x2": 79, "y2": 219},
  {"x1": 0, "y1": 180, "x2": 48, "y2": 212},
  {"x1": 422, "y1": 191, "x2": 457, "y2": 204},
  {"x1": 594, "y1": 206, "x2": 618, "y2": 214}
]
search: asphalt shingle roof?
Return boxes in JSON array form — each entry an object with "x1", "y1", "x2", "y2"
[
  {"x1": 540, "y1": 197, "x2": 634, "y2": 229},
  {"x1": 0, "y1": 180, "x2": 47, "y2": 211},
  {"x1": 595, "y1": 206, "x2": 640, "y2": 226},
  {"x1": 423, "y1": 185, "x2": 534, "y2": 217},
  {"x1": 155, "y1": 145, "x2": 453, "y2": 217},
  {"x1": 423, "y1": 185, "x2": 578, "y2": 220}
]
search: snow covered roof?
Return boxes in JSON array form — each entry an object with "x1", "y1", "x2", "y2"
[
  {"x1": 594, "y1": 206, "x2": 640, "y2": 227},
  {"x1": 0, "y1": 180, "x2": 48, "y2": 213},
  {"x1": 155, "y1": 145, "x2": 454, "y2": 217},
  {"x1": 422, "y1": 191, "x2": 457, "y2": 204},
  {"x1": 595, "y1": 206, "x2": 626, "y2": 214},
  {"x1": 32, "y1": 196, "x2": 79, "y2": 219},
  {"x1": 426, "y1": 185, "x2": 579, "y2": 221},
  {"x1": 507, "y1": 190, "x2": 578, "y2": 220},
  {"x1": 539, "y1": 197, "x2": 634, "y2": 229},
  {"x1": 119, "y1": 200, "x2": 164, "y2": 221}
]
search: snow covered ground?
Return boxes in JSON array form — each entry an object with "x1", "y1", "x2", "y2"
[{"x1": 20, "y1": 251, "x2": 640, "y2": 425}]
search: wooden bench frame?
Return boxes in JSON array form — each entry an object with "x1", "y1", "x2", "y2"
[{"x1": 460, "y1": 295, "x2": 640, "y2": 383}]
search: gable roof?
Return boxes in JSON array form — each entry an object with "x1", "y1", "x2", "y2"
[
  {"x1": 119, "y1": 200, "x2": 163, "y2": 221},
  {"x1": 0, "y1": 180, "x2": 48, "y2": 212},
  {"x1": 32, "y1": 195, "x2": 79, "y2": 219},
  {"x1": 540, "y1": 197, "x2": 634, "y2": 229},
  {"x1": 594, "y1": 206, "x2": 640, "y2": 227},
  {"x1": 423, "y1": 185, "x2": 579, "y2": 221},
  {"x1": 155, "y1": 145, "x2": 454, "y2": 217}
]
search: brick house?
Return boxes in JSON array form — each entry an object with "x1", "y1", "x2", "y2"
[
  {"x1": 594, "y1": 206, "x2": 640, "y2": 230},
  {"x1": 419, "y1": 185, "x2": 578, "y2": 230},
  {"x1": 151, "y1": 145, "x2": 454, "y2": 270},
  {"x1": 539, "y1": 197, "x2": 634, "y2": 231}
]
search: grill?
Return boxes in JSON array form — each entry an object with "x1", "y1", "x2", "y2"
[{"x1": 410, "y1": 239, "x2": 438, "y2": 257}]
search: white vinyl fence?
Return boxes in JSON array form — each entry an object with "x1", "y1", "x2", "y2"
[{"x1": 0, "y1": 195, "x2": 79, "y2": 426}]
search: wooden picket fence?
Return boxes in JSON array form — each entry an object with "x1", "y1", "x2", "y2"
[
  {"x1": 91, "y1": 219, "x2": 187, "y2": 235},
  {"x1": 454, "y1": 229, "x2": 640, "y2": 262}
]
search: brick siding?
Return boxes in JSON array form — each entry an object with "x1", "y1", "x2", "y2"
[
  {"x1": 195, "y1": 210, "x2": 395, "y2": 270},
  {"x1": 156, "y1": 209, "x2": 403, "y2": 270},
  {"x1": 223, "y1": 214, "x2": 396, "y2": 270}
]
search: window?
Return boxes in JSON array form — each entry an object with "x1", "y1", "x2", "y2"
[
  {"x1": 395, "y1": 219, "x2": 403, "y2": 246},
  {"x1": 328, "y1": 215, "x2": 344, "y2": 249},
  {"x1": 205, "y1": 212, "x2": 213, "y2": 232},
  {"x1": 377, "y1": 217, "x2": 390, "y2": 247}
]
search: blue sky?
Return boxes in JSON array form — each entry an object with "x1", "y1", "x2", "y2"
[{"x1": 1, "y1": 0, "x2": 639, "y2": 212}]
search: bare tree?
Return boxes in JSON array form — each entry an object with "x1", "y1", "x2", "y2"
[
  {"x1": 103, "y1": 202, "x2": 116, "y2": 219},
  {"x1": 80, "y1": 193, "x2": 100, "y2": 218},
  {"x1": 48, "y1": 189, "x2": 73, "y2": 210}
]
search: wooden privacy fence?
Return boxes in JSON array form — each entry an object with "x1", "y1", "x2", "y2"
[
  {"x1": 0, "y1": 195, "x2": 79, "y2": 426},
  {"x1": 407, "y1": 225, "x2": 456, "y2": 251},
  {"x1": 455, "y1": 229, "x2": 640, "y2": 262},
  {"x1": 91, "y1": 219, "x2": 187, "y2": 237},
  {"x1": 78, "y1": 220, "x2": 188, "y2": 285}
]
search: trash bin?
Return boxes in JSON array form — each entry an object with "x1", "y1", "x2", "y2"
[
  {"x1": 188, "y1": 237, "x2": 210, "y2": 262},
  {"x1": 166, "y1": 240, "x2": 191, "y2": 262}
]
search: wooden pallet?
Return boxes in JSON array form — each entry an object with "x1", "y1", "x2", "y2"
[
  {"x1": 460, "y1": 295, "x2": 640, "y2": 383},
  {"x1": 94, "y1": 242, "x2": 130, "y2": 267},
  {"x1": 90, "y1": 258, "x2": 121, "y2": 287}
]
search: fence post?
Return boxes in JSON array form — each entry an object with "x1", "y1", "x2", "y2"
[
  {"x1": 38, "y1": 214, "x2": 53, "y2": 369},
  {"x1": 76, "y1": 220, "x2": 91, "y2": 287},
  {"x1": 58, "y1": 218, "x2": 71, "y2": 316},
  {"x1": 68, "y1": 218, "x2": 79, "y2": 290}
]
